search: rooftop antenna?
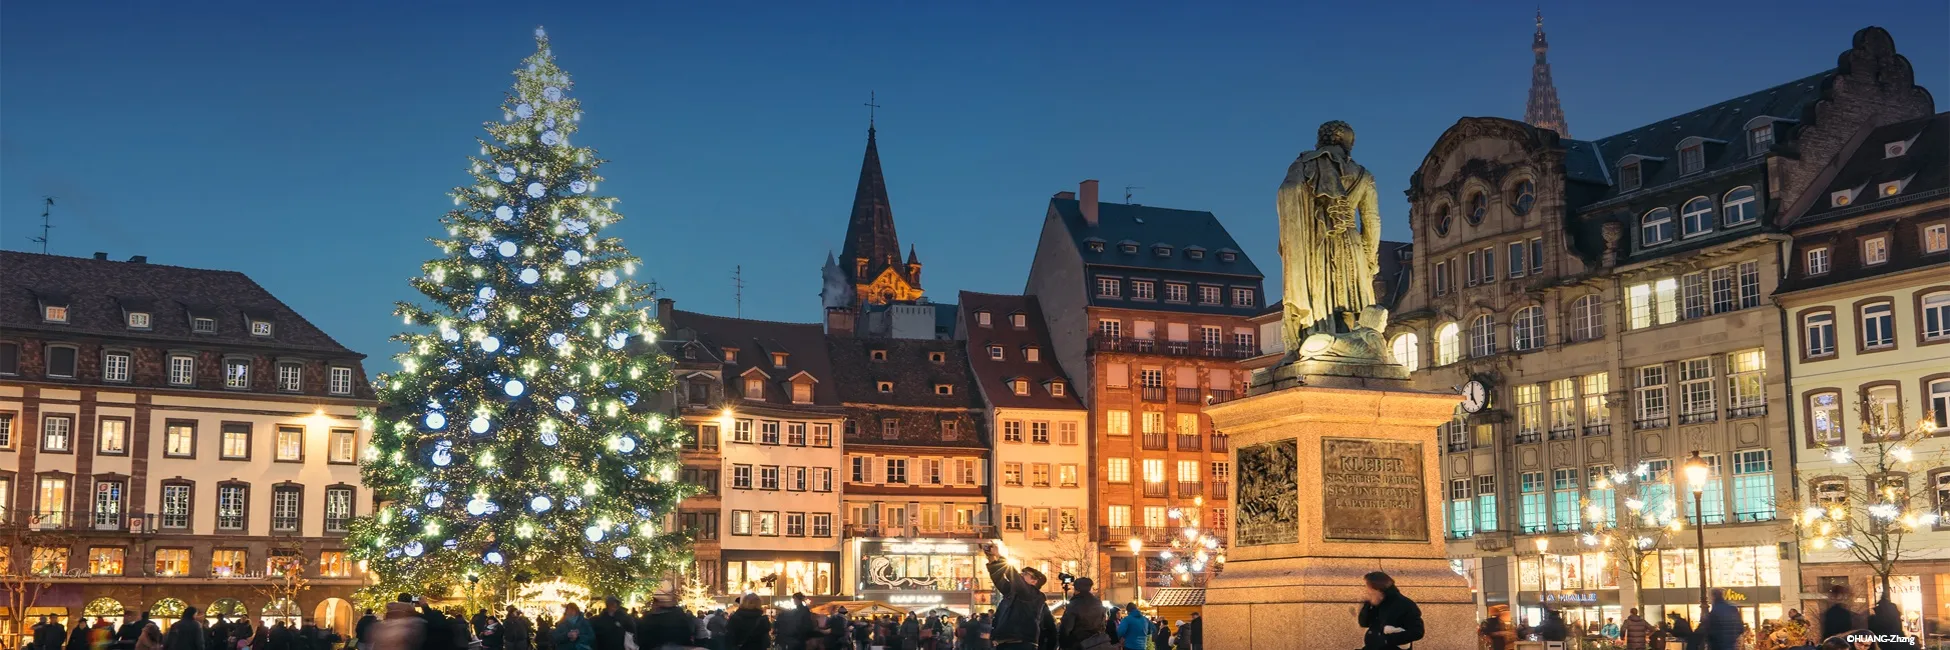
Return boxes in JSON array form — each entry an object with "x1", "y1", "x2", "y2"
[
  {"x1": 731, "y1": 265, "x2": 746, "y2": 317},
  {"x1": 31, "y1": 197, "x2": 55, "y2": 253},
  {"x1": 1124, "y1": 186, "x2": 1144, "y2": 203}
]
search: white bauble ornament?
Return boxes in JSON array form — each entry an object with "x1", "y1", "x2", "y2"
[
  {"x1": 541, "y1": 130, "x2": 560, "y2": 146},
  {"x1": 505, "y1": 379, "x2": 526, "y2": 397},
  {"x1": 606, "y1": 331, "x2": 628, "y2": 350},
  {"x1": 613, "y1": 546, "x2": 632, "y2": 559},
  {"x1": 467, "y1": 306, "x2": 487, "y2": 322},
  {"x1": 495, "y1": 205, "x2": 514, "y2": 221},
  {"x1": 404, "y1": 541, "x2": 424, "y2": 557},
  {"x1": 519, "y1": 268, "x2": 540, "y2": 284},
  {"x1": 497, "y1": 167, "x2": 516, "y2": 183},
  {"x1": 425, "y1": 412, "x2": 447, "y2": 430},
  {"x1": 540, "y1": 430, "x2": 559, "y2": 447},
  {"x1": 599, "y1": 270, "x2": 618, "y2": 288},
  {"x1": 425, "y1": 493, "x2": 445, "y2": 508},
  {"x1": 547, "y1": 332, "x2": 569, "y2": 349},
  {"x1": 544, "y1": 86, "x2": 562, "y2": 101},
  {"x1": 616, "y1": 436, "x2": 637, "y2": 453},
  {"x1": 478, "y1": 286, "x2": 497, "y2": 302},
  {"x1": 571, "y1": 302, "x2": 591, "y2": 318},
  {"x1": 485, "y1": 551, "x2": 504, "y2": 565},
  {"x1": 498, "y1": 241, "x2": 518, "y2": 258},
  {"x1": 564, "y1": 250, "x2": 583, "y2": 266},
  {"x1": 467, "y1": 496, "x2": 491, "y2": 516},
  {"x1": 584, "y1": 525, "x2": 604, "y2": 542},
  {"x1": 555, "y1": 395, "x2": 576, "y2": 412},
  {"x1": 516, "y1": 103, "x2": 534, "y2": 119},
  {"x1": 480, "y1": 336, "x2": 501, "y2": 353},
  {"x1": 570, "y1": 179, "x2": 587, "y2": 194},
  {"x1": 469, "y1": 415, "x2": 491, "y2": 434},
  {"x1": 526, "y1": 182, "x2": 545, "y2": 198},
  {"x1": 468, "y1": 243, "x2": 486, "y2": 258},
  {"x1": 530, "y1": 495, "x2": 552, "y2": 513}
]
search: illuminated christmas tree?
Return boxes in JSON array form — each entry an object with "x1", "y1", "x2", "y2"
[{"x1": 350, "y1": 27, "x2": 692, "y2": 601}]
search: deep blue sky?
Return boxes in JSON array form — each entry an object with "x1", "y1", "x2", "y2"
[{"x1": 4, "y1": 1, "x2": 1944, "y2": 371}]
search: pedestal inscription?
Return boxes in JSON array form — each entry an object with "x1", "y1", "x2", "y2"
[
  {"x1": 1234, "y1": 438, "x2": 1298, "y2": 546},
  {"x1": 1320, "y1": 437, "x2": 1428, "y2": 542}
]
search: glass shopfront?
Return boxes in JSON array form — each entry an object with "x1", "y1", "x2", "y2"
[
  {"x1": 1635, "y1": 545, "x2": 1784, "y2": 629},
  {"x1": 853, "y1": 540, "x2": 995, "y2": 614},
  {"x1": 1517, "y1": 552, "x2": 1620, "y2": 628},
  {"x1": 723, "y1": 550, "x2": 840, "y2": 596}
]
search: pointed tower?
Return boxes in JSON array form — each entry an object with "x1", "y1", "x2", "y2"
[
  {"x1": 836, "y1": 126, "x2": 923, "y2": 309},
  {"x1": 1525, "y1": 10, "x2": 1571, "y2": 137}
]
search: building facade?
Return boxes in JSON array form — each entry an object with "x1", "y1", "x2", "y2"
[
  {"x1": 828, "y1": 338, "x2": 993, "y2": 613},
  {"x1": 655, "y1": 303, "x2": 845, "y2": 599},
  {"x1": 956, "y1": 291, "x2": 1091, "y2": 590},
  {"x1": 1397, "y1": 25, "x2": 1934, "y2": 628},
  {"x1": 0, "y1": 252, "x2": 375, "y2": 638},
  {"x1": 1023, "y1": 180, "x2": 1264, "y2": 604},
  {"x1": 1777, "y1": 111, "x2": 1950, "y2": 630}
]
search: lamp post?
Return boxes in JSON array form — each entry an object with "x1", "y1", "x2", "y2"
[
  {"x1": 1533, "y1": 536, "x2": 1550, "y2": 623},
  {"x1": 1127, "y1": 537, "x2": 1144, "y2": 606},
  {"x1": 1682, "y1": 451, "x2": 1711, "y2": 614}
]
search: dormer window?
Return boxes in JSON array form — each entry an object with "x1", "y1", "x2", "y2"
[
  {"x1": 1153, "y1": 244, "x2": 1172, "y2": 258},
  {"x1": 988, "y1": 345, "x2": 1005, "y2": 361},
  {"x1": 1863, "y1": 237, "x2": 1889, "y2": 266},
  {"x1": 876, "y1": 381, "x2": 894, "y2": 393},
  {"x1": 250, "y1": 320, "x2": 274, "y2": 337},
  {"x1": 43, "y1": 305, "x2": 69, "y2": 323},
  {"x1": 1886, "y1": 141, "x2": 1909, "y2": 158},
  {"x1": 934, "y1": 384, "x2": 953, "y2": 396},
  {"x1": 1024, "y1": 346, "x2": 1040, "y2": 363},
  {"x1": 1880, "y1": 178, "x2": 1910, "y2": 197},
  {"x1": 127, "y1": 312, "x2": 151, "y2": 329},
  {"x1": 723, "y1": 348, "x2": 739, "y2": 363},
  {"x1": 976, "y1": 311, "x2": 992, "y2": 327},
  {"x1": 1011, "y1": 313, "x2": 1026, "y2": 329},
  {"x1": 192, "y1": 317, "x2": 216, "y2": 333},
  {"x1": 1831, "y1": 189, "x2": 1857, "y2": 208},
  {"x1": 744, "y1": 377, "x2": 764, "y2": 398},
  {"x1": 771, "y1": 352, "x2": 788, "y2": 368},
  {"x1": 1049, "y1": 381, "x2": 1066, "y2": 397},
  {"x1": 1011, "y1": 379, "x2": 1030, "y2": 396},
  {"x1": 1087, "y1": 240, "x2": 1105, "y2": 253},
  {"x1": 1218, "y1": 251, "x2": 1237, "y2": 263},
  {"x1": 928, "y1": 351, "x2": 945, "y2": 363},
  {"x1": 870, "y1": 349, "x2": 887, "y2": 361},
  {"x1": 791, "y1": 379, "x2": 812, "y2": 404},
  {"x1": 1747, "y1": 124, "x2": 1774, "y2": 157},
  {"x1": 1186, "y1": 247, "x2": 1206, "y2": 260},
  {"x1": 1678, "y1": 144, "x2": 1705, "y2": 175},
  {"x1": 1620, "y1": 162, "x2": 1643, "y2": 192}
]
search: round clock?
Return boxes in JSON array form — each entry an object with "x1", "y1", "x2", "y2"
[{"x1": 1461, "y1": 380, "x2": 1489, "y2": 413}]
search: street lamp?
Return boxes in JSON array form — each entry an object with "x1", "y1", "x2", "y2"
[
  {"x1": 1127, "y1": 537, "x2": 1144, "y2": 606},
  {"x1": 1682, "y1": 451, "x2": 1711, "y2": 613},
  {"x1": 1533, "y1": 537, "x2": 1550, "y2": 620}
]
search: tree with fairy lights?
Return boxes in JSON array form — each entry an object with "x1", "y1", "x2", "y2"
[
  {"x1": 1793, "y1": 401, "x2": 1945, "y2": 601},
  {"x1": 1575, "y1": 466, "x2": 1682, "y2": 610},
  {"x1": 350, "y1": 27, "x2": 693, "y2": 603}
]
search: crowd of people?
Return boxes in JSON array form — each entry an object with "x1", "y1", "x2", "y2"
[
  {"x1": 24, "y1": 610, "x2": 344, "y2": 650},
  {"x1": 1474, "y1": 584, "x2": 1926, "y2": 650}
]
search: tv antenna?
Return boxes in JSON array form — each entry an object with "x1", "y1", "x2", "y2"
[
  {"x1": 31, "y1": 197, "x2": 55, "y2": 253},
  {"x1": 731, "y1": 265, "x2": 746, "y2": 317},
  {"x1": 1124, "y1": 186, "x2": 1144, "y2": 203}
]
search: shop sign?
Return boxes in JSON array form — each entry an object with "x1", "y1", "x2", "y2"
[
  {"x1": 888, "y1": 594, "x2": 945, "y2": 605},
  {"x1": 1543, "y1": 591, "x2": 1598, "y2": 605}
]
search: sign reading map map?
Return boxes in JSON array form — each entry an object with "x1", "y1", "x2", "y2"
[
  {"x1": 1234, "y1": 438, "x2": 1299, "y2": 547},
  {"x1": 1320, "y1": 437, "x2": 1428, "y2": 542}
]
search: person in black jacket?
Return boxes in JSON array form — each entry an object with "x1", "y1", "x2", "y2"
[
  {"x1": 1176, "y1": 613, "x2": 1200, "y2": 650},
  {"x1": 1356, "y1": 572, "x2": 1424, "y2": 650},
  {"x1": 162, "y1": 610, "x2": 204, "y2": 650},
  {"x1": 980, "y1": 544, "x2": 1046, "y2": 650},
  {"x1": 1820, "y1": 585, "x2": 1858, "y2": 641},
  {"x1": 589, "y1": 599, "x2": 627, "y2": 650},
  {"x1": 1056, "y1": 578, "x2": 1109, "y2": 650},
  {"x1": 116, "y1": 614, "x2": 150, "y2": 650},
  {"x1": 634, "y1": 592, "x2": 696, "y2": 650},
  {"x1": 722, "y1": 595, "x2": 769, "y2": 650}
]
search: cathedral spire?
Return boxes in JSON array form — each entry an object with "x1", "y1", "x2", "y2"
[
  {"x1": 1525, "y1": 9, "x2": 1571, "y2": 138},
  {"x1": 835, "y1": 125, "x2": 922, "y2": 306}
]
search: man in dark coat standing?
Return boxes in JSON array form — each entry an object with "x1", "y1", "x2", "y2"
[
  {"x1": 163, "y1": 609, "x2": 205, "y2": 650},
  {"x1": 1177, "y1": 613, "x2": 1201, "y2": 650},
  {"x1": 1821, "y1": 585, "x2": 1859, "y2": 641},
  {"x1": 1356, "y1": 572, "x2": 1423, "y2": 650},
  {"x1": 1055, "y1": 578, "x2": 1108, "y2": 650},
  {"x1": 635, "y1": 592, "x2": 697, "y2": 650},
  {"x1": 980, "y1": 544, "x2": 1046, "y2": 650},
  {"x1": 589, "y1": 598, "x2": 628, "y2": 650}
]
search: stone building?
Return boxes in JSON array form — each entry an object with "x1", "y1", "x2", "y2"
[
  {"x1": 1776, "y1": 111, "x2": 1950, "y2": 625},
  {"x1": 653, "y1": 302, "x2": 845, "y2": 600},
  {"x1": 1023, "y1": 180, "x2": 1263, "y2": 604},
  {"x1": 955, "y1": 291, "x2": 1090, "y2": 592},
  {"x1": 827, "y1": 336, "x2": 993, "y2": 613},
  {"x1": 0, "y1": 251, "x2": 375, "y2": 637},
  {"x1": 1396, "y1": 25, "x2": 1934, "y2": 627}
]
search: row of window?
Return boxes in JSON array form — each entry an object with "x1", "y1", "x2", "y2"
[
  {"x1": 1104, "y1": 504, "x2": 1230, "y2": 531},
  {"x1": 1085, "y1": 239, "x2": 1239, "y2": 263},
  {"x1": 1617, "y1": 125, "x2": 1775, "y2": 196},
  {"x1": 1628, "y1": 351, "x2": 1769, "y2": 428},
  {"x1": 719, "y1": 420, "x2": 835, "y2": 446},
  {"x1": 1801, "y1": 224, "x2": 1948, "y2": 277},
  {"x1": 1805, "y1": 379, "x2": 1950, "y2": 446},
  {"x1": 1798, "y1": 291, "x2": 1950, "y2": 359},
  {"x1": 1001, "y1": 506, "x2": 1082, "y2": 535},
  {"x1": 1431, "y1": 178, "x2": 1537, "y2": 238},
  {"x1": 848, "y1": 456, "x2": 984, "y2": 486},
  {"x1": 1517, "y1": 546, "x2": 1785, "y2": 593},
  {"x1": 728, "y1": 464, "x2": 836, "y2": 492},
  {"x1": 1638, "y1": 186, "x2": 1761, "y2": 248},
  {"x1": 844, "y1": 417, "x2": 966, "y2": 441},
  {"x1": 1432, "y1": 237, "x2": 1545, "y2": 295},
  {"x1": 15, "y1": 547, "x2": 352, "y2": 579},
  {"x1": 1094, "y1": 276, "x2": 1256, "y2": 308},
  {"x1": 726, "y1": 510, "x2": 833, "y2": 537},
  {"x1": 4, "y1": 476, "x2": 355, "y2": 534},
  {"x1": 998, "y1": 419, "x2": 1079, "y2": 444},
  {"x1": 1104, "y1": 458, "x2": 1231, "y2": 485},
  {"x1": 35, "y1": 302, "x2": 276, "y2": 338},
  {"x1": 1000, "y1": 462, "x2": 1080, "y2": 488},
  {"x1": 1103, "y1": 409, "x2": 1210, "y2": 436},
  {"x1": 972, "y1": 311, "x2": 1029, "y2": 329},
  {"x1": 1808, "y1": 473, "x2": 1950, "y2": 525},
  {"x1": 1, "y1": 342, "x2": 356, "y2": 395},
  {"x1": 0, "y1": 413, "x2": 358, "y2": 463},
  {"x1": 1446, "y1": 451, "x2": 1777, "y2": 537}
]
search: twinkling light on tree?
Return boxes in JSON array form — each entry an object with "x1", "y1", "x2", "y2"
[
  {"x1": 1793, "y1": 403, "x2": 1944, "y2": 600},
  {"x1": 1577, "y1": 467, "x2": 1681, "y2": 609},
  {"x1": 350, "y1": 27, "x2": 693, "y2": 602}
]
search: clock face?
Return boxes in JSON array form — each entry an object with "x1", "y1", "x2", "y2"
[{"x1": 1461, "y1": 380, "x2": 1488, "y2": 413}]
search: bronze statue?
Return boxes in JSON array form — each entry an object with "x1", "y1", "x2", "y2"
[{"x1": 1277, "y1": 120, "x2": 1383, "y2": 365}]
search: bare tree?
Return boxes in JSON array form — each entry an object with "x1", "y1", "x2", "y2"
[
  {"x1": 1036, "y1": 530, "x2": 1101, "y2": 584},
  {"x1": 1, "y1": 511, "x2": 80, "y2": 644},
  {"x1": 256, "y1": 538, "x2": 312, "y2": 626},
  {"x1": 1577, "y1": 473, "x2": 1681, "y2": 609},
  {"x1": 1793, "y1": 403, "x2": 1946, "y2": 600}
]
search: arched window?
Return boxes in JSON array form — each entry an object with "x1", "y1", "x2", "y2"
[
  {"x1": 1467, "y1": 192, "x2": 1488, "y2": 225},
  {"x1": 1681, "y1": 197, "x2": 1715, "y2": 237},
  {"x1": 1468, "y1": 315, "x2": 1497, "y2": 358},
  {"x1": 1568, "y1": 295, "x2": 1606, "y2": 341},
  {"x1": 1434, "y1": 204, "x2": 1453, "y2": 237},
  {"x1": 1435, "y1": 323, "x2": 1462, "y2": 365},
  {"x1": 1723, "y1": 186, "x2": 1758, "y2": 226},
  {"x1": 1642, "y1": 208, "x2": 1674, "y2": 246},
  {"x1": 1390, "y1": 333, "x2": 1421, "y2": 372},
  {"x1": 1512, "y1": 307, "x2": 1546, "y2": 351},
  {"x1": 1512, "y1": 179, "x2": 1536, "y2": 216}
]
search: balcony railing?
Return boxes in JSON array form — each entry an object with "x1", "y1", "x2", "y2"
[
  {"x1": 1727, "y1": 404, "x2": 1767, "y2": 420},
  {"x1": 1446, "y1": 530, "x2": 1474, "y2": 540},
  {"x1": 1207, "y1": 389, "x2": 1236, "y2": 404},
  {"x1": 1175, "y1": 388, "x2": 1200, "y2": 403},
  {"x1": 1141, "y1": 386, "x2": 1167, "y2": 402},
  {"x1": 1143, "y1": 481, "x2": 1167, "y2": 498},
  {"x1": 1209, "y1": 483, "x2": 1229, "y2": 500},
  {"x1": 1582, "y1": 423, "x2": 1611, "y2": 437},
  {"x1": 1177, "y1": 482, "x2": 1202, "y2": 498},
  {"x1": 844, "y1": 524, "x2": 995, "y2": 539},
  {"x1": 1679, "y1": 410, "x2": 1718, "y2": 425},
  {"x1": 1514, "y1": 430, "x2": 1542, "y2": 444},
  {"x1": 1634, "y1": 416, "x2": 1670, "y2": 430},
  {"x1": 1088, "y1": 335, "x2": 1255, "y2": 359},
  {"x1": 1167, "y1": 342, "x2": 1190, "y2": 355},
  {"x1": 1211, "y1": 433, "x2": 1229, "y2": 452},
  {"x1": 1446, "y1": 441, "x2": 1470, "y2": 453},
  {"x1": 1102, "y1": 526, "x2": 1176, "y2": 546},
  {"x1": 1142, "y1": 433, "x2": 1168, "y2": 450},
  {"x1": 1176, "y1": 434, "x2": 1201, "y2": 451},
  {"x1": 1547, "y1": 427, "x2": 1577, "y2": 441}
]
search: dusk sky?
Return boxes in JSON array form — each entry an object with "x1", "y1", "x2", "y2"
[{"x1": 4, "y1": 0, "x2": 1944, "y2": 372}]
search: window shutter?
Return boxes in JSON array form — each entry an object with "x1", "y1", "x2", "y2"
[
  {"x1": 1167, "y1": 323, "x2": 1190, "y2": 342},
  {"x1": 1175, "y1": 367, "x2": 1198, "y2": 386},
  {"x1": 1211, "y1": 369, "x2": 1232, "y2": 390},
  {"x1": 1134, "y1": 320, "x2": 1157, "y2": 340}
]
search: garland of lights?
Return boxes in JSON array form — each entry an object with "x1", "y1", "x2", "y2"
[
  {"x1": 348, "y1": 26, "x2": 693, "y2": 602},
  {"x1": 1158, "y1": 496, "x2": 1225, "y2": 582}
]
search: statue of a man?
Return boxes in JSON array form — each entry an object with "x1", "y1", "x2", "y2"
[{"x1": 1277, "y1": 120, "x2": 1381, "y2": 363}]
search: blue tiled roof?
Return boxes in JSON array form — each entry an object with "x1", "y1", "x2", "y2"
[{"x1": 1051, "y1": 198, "x2": 1265, "y2": 279}]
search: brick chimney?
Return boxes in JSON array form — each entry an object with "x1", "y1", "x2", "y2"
[
  {"x1": 93, "y1": 252, "x2": 109, "y2": 260},
  {"x1": 656, "y1": 298, "x2": 675, "y2": 325},
  {"x1": 1079, "y1": 179, "x2": 1100, "y2": 226}
]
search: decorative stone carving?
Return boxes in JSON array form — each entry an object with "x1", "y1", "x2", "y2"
[{"x1": 1235, "y1": 438, "x2": 1300, "y2": 547}]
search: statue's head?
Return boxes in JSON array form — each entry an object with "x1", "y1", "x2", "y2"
[{"x1": 1317, "y1": 120, "x2": 1356, "y2": 151}]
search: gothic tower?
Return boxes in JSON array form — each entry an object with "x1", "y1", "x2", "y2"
[
  {"x1": 824, "y1": 126, "x2": 923, "y2": 333},
  {"x1": 1525, "y1": 10, "x2": 1571, "y2": 137}
]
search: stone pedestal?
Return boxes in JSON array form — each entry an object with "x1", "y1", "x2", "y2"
[{"x1": 1202, "y1": 377, "x2": 1473, "y2": 649}]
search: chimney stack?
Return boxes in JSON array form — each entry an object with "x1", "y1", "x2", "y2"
[
  {"x1": 1079, "y1": 179, "x2": 1100, "y2": 226},
  {"x1": 93, "y1": 252, "x2": 109, "y2": 260},
  {"x1": 128, "y1": 255, "x2": 147, "y2": 264},
  {"x1": 656, "y1": 298, "x2": 675, "y2": 325}
]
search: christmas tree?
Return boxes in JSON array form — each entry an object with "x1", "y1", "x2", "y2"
[{"x1": 350, "y1": 27, "x2": 692, "y2": 602}]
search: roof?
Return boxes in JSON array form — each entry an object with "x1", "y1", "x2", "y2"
[
  {"x1": 839, "y1": 127, "x2": 917, "y2": 287},
  {"x1": 1793, "y1": 111, "x2": 1950, "y2": 224},
  {"x1": 1049, "y1": 198, "x2": 1265, "y2": 279},
  {"x1": 957, "y1": 291, "x2": 1085, "y2": 411},
  {"x1": 1148, "y1": 587, "x2": 1205, "y2": 607},
  {"x1": 827, "y1": 337, "x2": 982, "y2": 410},
  {"x1": 1568, "y1": 70, "x2": 1834, "y2": 201},
  {"x1": 1375, "y1": 240, "x2": 1413, "y2": 309},
  {"x1": 667, "y1": 309, "x2": 842, "y2": 406},
  {"x1": 0, "y1": 251, "x2": 362, "y2": 356}
]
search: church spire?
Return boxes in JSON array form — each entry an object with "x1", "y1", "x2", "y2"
[
  {"x1": 834, "y1": 123, "x2": 922, "y2": 308},
  {"x1": 1525, "y1": 9, "x2": 1571, "y2": 138}
]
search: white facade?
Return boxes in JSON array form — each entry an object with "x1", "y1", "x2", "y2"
[
  {"x1": 989, "y1": 405, "x2": 1091, "y2": 577},
  {"x1": 717, "y1": 411, "x2": 846, "y2": 596}
]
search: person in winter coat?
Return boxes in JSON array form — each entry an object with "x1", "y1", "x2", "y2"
[
  {"x1": 634, "y1": 593, "x2": 696, "y2": 650},
  {"x1": 1056, "y1": 578, "x2": 1109, "y2": 650},
  {"x1": 1868, "y1": 597, "x2": 1914, "y2": 649},
  {"x1": 68, "y1": 619, "x2": 95, "y2": 650},
  {"x1": 1702, "y1": 589, "x2": 1747, "y2": 650},
  {"x1": 588, "y1": 599, "x2": 627, "y2": 650},
  {"x1": 547, "y1": 605, "x2": 592, "y2": 650},
  {"x1": 355, "y1": 612, "x2": 379, "y2": 650},
  {"x1": 116, "y1": 614, "x2": 151, "y2": 650},
  {"x1": 723, "y1": 595, "x2": 770, "y2": 650},
  {"x1": 1176, "y1": 614, "x2": 1200, "y2": 650},
  {"x1": 533, "y1": 617, "x2": 552, "y2": 650},
  {"x1": 1114, "y1": 605, "x2": 1148, "y2": 650},
  {"x1": 1666, "y1": 612, "x2": 1696, "y2": 650},
  {"x1": 980, "y1": 544, "x2": 1047, "y2": 650},
  {"x1": 1149, "y1": 620, "x2": 1169, "y2": 650},
  {"x1": 1621, "y1": 608, "x2": 1654, "y2": 650},
  {"x1": 1035, "y1": 607, "x2": 1057, "y2": 650},
  {"x1": 501, "y1": 609, "x2": 532, "y2": 650},
  {"x1": 1477, "y1": 605, "x2": 1514, "y2": 650},
  {"x1": 163, "y1": 609, "x2": 206, "y2": 650},
  {"x1": 1537, "y1": 610, "x2": 1568, "y2": 643},
  {"x1": 135, "y1": 623, "x2": 165, "y2": 650},
  {"x1": 1356, "y1": 572, "x2": 1424, "y2": 650},
  {"x1": 820, "y1": 609, "x2": 846, "y2": 650}
]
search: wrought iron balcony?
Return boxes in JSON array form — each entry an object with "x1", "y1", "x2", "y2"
[
  {"x1": 1141, "y1": 386, "x2": 1167, "y2": 402},
  {"x1": 1679, "y1": 410, "x2": 1718, "y2": 425},
  {"x1": 1210, "y1": 433, "x2": 1229, "y2": 452},
  {"x1": 1176, "y1": 434, "x2": 1202, "y2": 451},
  {"x1": 1634, "y1": 416, "x2": 1670, "y2": 430},
  {"x1": 1582, "y1": 423, "x2": 1611, "y2": 437},
  {"x1": 1177, "y1": 482, "x2": 1202, "y2": 499},
  {"x1": 1207, "y1": 389, "x2": 1236, "y2": 404},
  {"x1": 1142, "y1": 433, "x2": 1168, "y2": 450},
  {"x1": 1143, "y1": 481, "x2": 1168, "y2": 498},
  {"x1": 1727, "y1": 404, "x2": 1767, "y2": 420},
  {"x1": 1175, "y1": 388, "x2": 1201, "y2": 403},
  {"x1": 1209, "y1": 483, "x2": 1229, "y2": 500},
  {"x1": 1547, "y1": 426, "x2": 1577, "y2": 441},
  {"x1": 1514, "y1": 430, "x2": 1542, "y2": 444}
]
